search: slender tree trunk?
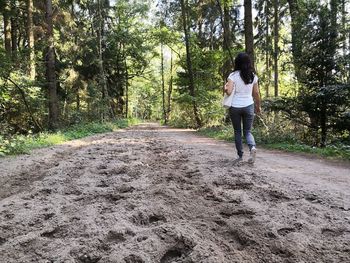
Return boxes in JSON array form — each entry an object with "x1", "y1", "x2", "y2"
[
  {"x1": 273, "y1": 0, "x2": 279, "y2": 97},
  {"x1": 287, "y1": 0, "x2": 302, "y2": 81},
  {"x1": 341, "y1": 0, "x2": 350, "y2": 81},
  {"x1": 27, "y1": 0, "x2": 36, "y2": 80},
  {"x1": 244, "y1": 0, "x2": 255, "y2": 69},
  {"x1": 328, "y1": 0, "x2": 338, "y2": 83},
  {"x1": 161, "y1": 43, "x2": 166, "y2": 124},
  {"x1": 348, "y1": 0, "x2": 350, "y2": 83},
  {"x1": 76, "y1": 92, "x2": 80, "y2": 112},
  {"x1": 97, "y1": 0, "x2": 109, "y2": 120},
  {"x1": 124, "y1": 57, "x2": 128, "y2": 118},
  {"x1": 216, "y1": 0, "x2": 235, "y2": 79},
  {"x1": 46, "y1": 0, "x2": 59, "y2": 130},
  {"x1": 180, "y1": 0, "x2": 202, "y2": 127},
  {"x1": 223, "y1": 0, "x2": 232, "y2": 57},
  {"x1": 167, "y1": 50, "x2": 174, "y2": 123},
  {"x1": 320, "y1": 101, "x2": 327, "y2": 147},
  {"x1": 197, "y1": 0, "x2": 204, "y2": 47},
  {"x1": 265, "y1": 0, "x2": 270, "y2": 97},
  {"x1": 342, "y1": 0, "x2": 346, "y2": 59},
  {"x1": 3, "y1": 2, "x2": 12, "y2": 55},
  {"x1": 209, "y1": 20, "x2": 215, "y2": 50},
  {"x1": 330, "y1": 0, "x2": 338, "y2": 56},
  {"x1": 10, "y1": 0, "x2": 18, "y2": 54}
]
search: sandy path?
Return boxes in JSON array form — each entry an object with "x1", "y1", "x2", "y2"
[{"x1": 0, "y1": 123, "x2": 349, "y2": 263}]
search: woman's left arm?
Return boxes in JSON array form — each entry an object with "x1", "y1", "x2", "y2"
[{"x1": 252, "y1": 82, "x2": 261, "y2": 115}]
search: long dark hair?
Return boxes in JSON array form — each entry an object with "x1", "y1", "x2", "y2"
[{"x1": 234, "y1": 52, "x2": 254, "y2": 84}]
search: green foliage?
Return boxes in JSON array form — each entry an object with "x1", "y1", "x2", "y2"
[
  {"x1": 263, "y1": 84, "x2": 350, "y2": 146},
  {"x1": 265, "y1": 143, "x2": 350, "y2": 160},
  {"x1": 172, "y1": 47, "x2": 230, "y2": 127},
  {"x1": 198, "y1": 125, "x2": 350, "y2": 161},
  {"x1": 0, "y1": 119, "x2": 139, "y2": 157}
]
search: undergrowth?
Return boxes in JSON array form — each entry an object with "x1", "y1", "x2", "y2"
[
  {"x1": 198, "y1": 125, "x2": 350, "y2": 161},
  {"x1": 0, "y1": 119, "x2": 139, "y2": 157}
]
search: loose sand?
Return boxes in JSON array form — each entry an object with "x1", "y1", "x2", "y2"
[{"x1": 0, "y1": 123, "x2": 349, "y2": 263}]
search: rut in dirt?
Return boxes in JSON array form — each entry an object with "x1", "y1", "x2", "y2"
[{"x1": 0, "y1": 123, "x2": 349, "y2": 263}]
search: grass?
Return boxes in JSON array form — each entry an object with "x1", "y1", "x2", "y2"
[
  {"x1": 198, "y1": 125, "x2": 350, "y2": 161},
  {"x1": 0, "y1": 119, "x2": 139, "y2": 157}
]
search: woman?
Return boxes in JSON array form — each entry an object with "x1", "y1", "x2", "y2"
[{"x1": 224, "y1": 52, "x2": 261, "y2": 164}]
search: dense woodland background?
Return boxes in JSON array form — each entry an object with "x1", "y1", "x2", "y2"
[{"x1": 0, "y1": 0, "x2": 349, "y2": 153}]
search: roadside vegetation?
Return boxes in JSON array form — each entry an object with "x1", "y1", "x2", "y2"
[
  {"x1": 0, "y1": 119, "x2": 139, "y2": 156},
  {"x1": 198, "y1": 116, "x2": 350, "y2": 161}
]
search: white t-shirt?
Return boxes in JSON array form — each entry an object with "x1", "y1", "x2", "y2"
[{"x1": 228, "y1": 71, "x2": 258, "y2": 108}]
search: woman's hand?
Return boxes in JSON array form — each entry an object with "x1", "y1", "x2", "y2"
[{"x1": 255, "y1": 106, "x2": 262, "y2": 115}]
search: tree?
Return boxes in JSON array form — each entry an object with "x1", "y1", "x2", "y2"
[
  {"x1": 3, "y1": 1, "x2": 12, "y2": 55},
  {"x1": 290, "y1": 1, "x2": 342, "y2": 146},
  {"x1": 265, "y1": 0, "x2": 272, "y2": 97},
  {"x1": 27, "y1": 0, "x2": 35, "y2": 80},
  {"x1": 161, "y1": 43, "x2": 166, "y2": 123},
  {"x1": 167, "y1": 50, "x2": 174, "y2": 123},
  {"x1": 244, "y1": 0, "x2": 255, "y2": 69},
  {"x1": 10, "y1": 0, "x2": 18, "y2": 54},
  {"x1": 216, "y1": 0, "x2": 235, "y2": 79},
  {"x1": 96, "y1": 0, "x2": 110, "y2": 120},
  {"x1": 45, "y1": 0, "x2": 59, "y2": 130},
  {"x1": 179, "y1": 0, "x2": 202, "y2": 127},
  {"x1": 255, "y1": 0, "x2": 272, "y2": 97},
  {"x1": 287, "y1": 0, "x2": 304, "y2": 81},
  {"x1": 273, "y1": 0, "x2": 279, "y2": 96}
]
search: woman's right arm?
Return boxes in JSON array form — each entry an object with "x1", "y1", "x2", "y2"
[{"x1": 252, "y1": 82, "x2": 261, "y2": 115}]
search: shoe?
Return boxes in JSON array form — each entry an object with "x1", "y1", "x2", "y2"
[
  {"x1": 248, "y1": 147, "x2": 256, "y2": 164},
  {"x1": 233, "y1": 157, "x2": 243, "y2": 164}
]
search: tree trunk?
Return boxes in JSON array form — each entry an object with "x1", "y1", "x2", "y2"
[
  {"x1": 216, "y1": 0, "x2": 235, "y2": 79},
  {"x1": 197, "y1": 0, "x2": 204, "y2": 47},
  {"x1": 124, "y1": 57, "x2": 128, "y2": 118},
  {"x1": 348, "y1": 0, "x2": 350, "y2": 83},
  {"x1": 45, "y1": 0, "x2": 59, "y2": 130},
  {"x1": 167, "y1": 50, "x2": 174, "y2": 123},
  {"x1": 341, "y1": 0, "x2": 348, "y2": 83},
  {"x1": 244, "y1": 0, "x2": 255, "y2": 69},
  {"x1": 328, "y1": 0, "x2": 338, "y2": 83},
  {"x1": 273, "y1": 0, "x2": 279, "y2": 97},
  {"x1": 180, "y1": 0, "x2": 202, "y2": 128},
  {"x1": 265, "y1": 0, "x2": 270, "y2": 97},
  {"x1": 27, "y1": 0, "x2": 36, "y2": 80},
  {"x1": 320, "y1": 102, "x2": 327, "y2": 147},
  {"x1": 342, "y1": 0, "x2": 346, "y2": 57},
  {"x1": 10, "y1": 0, "x2": 18, "y2": 54},
  {"x1": 97, "y1": 0, "x2": 109, "y2": 120},
  {"x1": 76, "y1": 92, "x2": 80, "y2": 112},
  {"x1": 161, "y1": 43, "x2": 166, "y2": 124},
  {"x1": 3, "y1": 2, "x2": 12, "y2": 55},
  {"x1": 287, "y1": 0, "x2": 302, "y2": 81}
]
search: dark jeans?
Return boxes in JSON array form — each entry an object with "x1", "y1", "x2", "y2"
[{"x1": 229, "y1": 104, "x2": 256, "y2": 158}]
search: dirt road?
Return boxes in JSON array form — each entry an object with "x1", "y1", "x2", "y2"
[{"x1": 0, "y1": 123, "x2": 349, "y2": 263}]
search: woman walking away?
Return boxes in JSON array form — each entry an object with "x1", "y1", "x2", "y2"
[{"x1": 224, "y1": 52, "x2": 261, "y2": 164}]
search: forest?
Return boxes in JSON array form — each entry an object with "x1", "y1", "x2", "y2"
[
  {"x1": 1, "y1": 1, "x2": 350, "y2": 262},
  {"x1": 0, "y1": 0, "x2": 349, "y2": 157}
]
